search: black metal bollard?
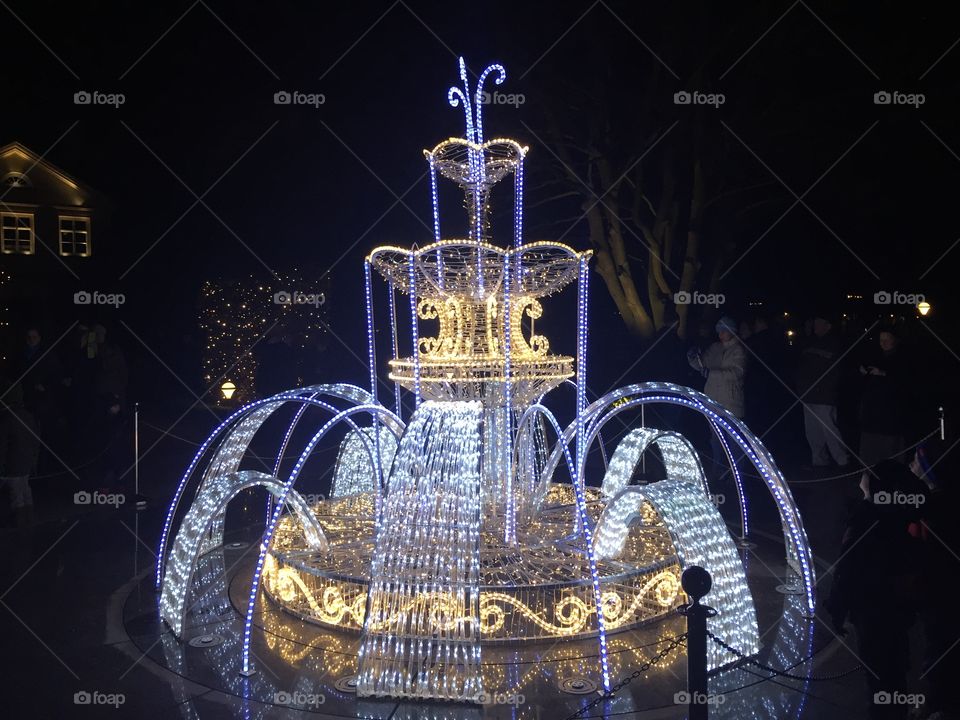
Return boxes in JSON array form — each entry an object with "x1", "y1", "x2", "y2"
[{"x1": 679, "y1": 566, "x2": 717, "y2": 720}]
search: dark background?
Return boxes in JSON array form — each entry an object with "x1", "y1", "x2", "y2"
[{"x1": 2, "y1": 0, "x2": 959, "y2": 416}]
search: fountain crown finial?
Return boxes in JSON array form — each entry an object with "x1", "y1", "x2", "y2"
[
  {"x1": 431, "y1": 59, "x2": 524, "y2": 243},
  {"x1": 446, "y1": 57, "x2": 507, "y2": 145}
]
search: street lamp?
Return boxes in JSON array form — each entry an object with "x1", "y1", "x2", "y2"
[
  {"x1": 221, "y1": 380, "x2": 237, "y2": 401},
  {"x1": 918, "y1": 301, "x2": 931, "y2": 317}
]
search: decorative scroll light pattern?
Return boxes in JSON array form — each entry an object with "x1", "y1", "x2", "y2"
[
  {"x1": 357, "y1": 401, "x2": 485, "y2": 702},
  {"x1": 264, "y1": 557, "x2": 682, "y2": 639},
  {"x1": 594, "y1": 479, "x2": 759, "y2": 669},
  {"x1": 160, "y1": 470, "x2": 328, "y2": 637},
  {"x1": 330, "y1": 427, "x2": 398, "y2": 498}
]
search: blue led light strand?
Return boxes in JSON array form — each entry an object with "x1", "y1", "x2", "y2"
[
  {"x1": 364, "y1": 260, "x2": 385, "y2": 493},
  {"x1": 707, "y1": 416, "x2": 749, "y2": 538},
  {"x1": 473, "y1": 63, "x2": 505, "y2": 145},
  {"x1": 155, "y1": 385, "x2": 374, "y2": 588},
  {"x1": 240, "y1": 404, "x2": 400, "y2": 675},
  {"x1": 387, "y1": 279, "x2": 403, "y2": 418},
  {"x1": 572, "y1": 255, "x2": 611, "y2": 691},
  {"x1": 553, "y1": 383, "x2": 816, "y2": 615},
  {"x1": 407, "y1": 253, "x2": 422, "y2": 407}
]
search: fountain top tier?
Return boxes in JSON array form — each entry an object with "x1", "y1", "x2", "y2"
[{"x1": 369, "y1": 58, "x2": 588, "y2": 405}]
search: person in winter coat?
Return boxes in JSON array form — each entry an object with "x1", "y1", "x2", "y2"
[
  {"x1": 908, "y1": 440, "x2": 960, "y2": 719},
  {"x1": 858, "y1": 329, "x2": 908, "y2": 466},
  {"x1": 827, "y1": 460, "x2": 926, "y2": 720},
  {"x1": 796, "y1": 314, "x2": 851, "y2": 468},
  {"x1": 688, "y1": 316, "x2": 747, "y2": 417},
  {"x1": 0, "y1": 377, "x2": 40, "y2": 525},
  {"x1": 688, "y1": 316, "x2": 746, "y2": 484}
]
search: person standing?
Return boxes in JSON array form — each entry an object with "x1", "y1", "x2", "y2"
[
  {"x1": 688, "y1": 316, "x2": 746, "y2": 483},
  {"x1": 688, "y1": 316, "x2": 747, "y2": 418},
  {"x1": 796, "y1": 313, "x2": 851, "y2": 468},
  {"x1": 827, "y1": 461, "x2": 924, "y2": 720},
  {"x1": 745, "y1": 312, "x2": 792, "y2": 453},
  {"x1": 858, "y1": 329, "x2": 907, "y2": 466},
  {"x1": 0, "y1": 378, "x2": 39, "y2": 526}
]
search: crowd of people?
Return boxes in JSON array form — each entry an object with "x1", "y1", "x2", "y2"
[
  {"x1": 0, "y1": 324, "x2": 130, "y2": 525},
  {"x1": 669, "y1": 309, "x2": 951, "y2": 719},
  {"x1": 672, "y1": 310, "x2": 927, "y2": 476},
  {"x1": 827, "y1": 451, "x2": 959, "y2": 719}
]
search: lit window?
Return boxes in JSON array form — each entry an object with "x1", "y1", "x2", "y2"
[
  {"x1": 59, "y1": 216, "x2": 91, "y2": 256},
  {"x1": 0, "y1": 212, "x2": 35, "y2": 254}
]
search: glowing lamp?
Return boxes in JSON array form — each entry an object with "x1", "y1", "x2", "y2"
[
  {"x1": 221, "y1": 381, "x2": 237, "y2": 400},
  {"x1": 918, "y1": 301, "x2": 931, "y2": 316}
]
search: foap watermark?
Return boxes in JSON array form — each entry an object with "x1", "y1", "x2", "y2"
[
  {"x1": 74, "y1": 690, "x2": 125, "y2": 708},
  {"x1": 74, "y1": 290, "x2": 125, "y2": 308},
  {"x1": 874, "y1": 691, "x2": 924, "y2": 708},
  {"x1": 274, "y1": 691, "x2": 325, "y2": 707},
  {"x1": 74, "y1": 490, "x2": 125, "y2": 508},
  {"x1": 274, "y1": 90, "x2": 325, "y2": 108},
  {"x1": 74, "y1": 90, "x2": 126, "y2": 108},
  {"x1": 472, "y1": 691, "x2": 525, "y2": 706},
  {"x1": 674, "y1": 691, "x2": 726, "y2": 706},
  {"x1": 709, "y1": 493, "x2": 726, "y2": 507},
  {"x1": 274, "y1": 290, "x2": 326, "y2": 307},
  {"x1": 300, "y1": 493, "x2": 326, "y2": 504},
  {"x1": 478, "y1": 90, "x2": 525, "y2": 107},
  {"x1": 874, "y1": 490, "x2": 925, "y2": 508},
  {"x1": 873, "y1": 290, "x2": 924, "y2": 306},
  {"x1": 674, "y1": 90, "x2": 725, "y2": 108},
  {"x1": 674, "y1": 290, "x2": 725, "y2": 308},
  {"x1": 874, "y1": 90, "x2": 924, "y2": 108}
]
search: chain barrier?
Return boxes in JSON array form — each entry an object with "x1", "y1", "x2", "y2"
[
  {"x1": 138, "y1": 419, "x2": 339, "y2": 459},
  {"x1": 563, "y1": 633, "x2": 688, "y2": 720},
  {"x1": 707, "y1": 631, "x2": 862, "y2": 681},
  {"x1": 704, "y1": 426, "x2": 941, "y2": 485}
]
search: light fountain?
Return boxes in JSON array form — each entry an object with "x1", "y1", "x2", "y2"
[{"x1": 156, "y1": 58, "x2": 816, "y2": 706}]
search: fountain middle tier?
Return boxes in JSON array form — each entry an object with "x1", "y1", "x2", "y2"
[{"x1": 262, "y1": 485, "x2": 684, "y2": 643}]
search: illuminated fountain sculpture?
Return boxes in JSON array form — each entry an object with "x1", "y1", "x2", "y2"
[{"x1": 157, "y1": 58, "x2": 816, "y2": 705}]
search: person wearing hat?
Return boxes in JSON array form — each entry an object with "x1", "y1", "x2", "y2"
[
  {"x1": 688, "y1": 316, "x2": 747, "y2": 418},
  {"x1": 688, "y1": 316, "x2": 747, "y2": 483}
]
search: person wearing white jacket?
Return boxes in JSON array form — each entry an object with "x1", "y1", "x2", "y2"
[
  {"x1": 688, "y1": 316, "x2": 747, "y2": 418},
  {"x1": 688, "y1": 316, "x2": 747, "y2": 484}
]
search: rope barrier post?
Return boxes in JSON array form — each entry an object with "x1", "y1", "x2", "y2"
[
  {"x1": 678, "y1": 566, "x2": 716, "y2": 720},
  {"x1": 134, "y1": 402, "x2": 146, "y2": 510}
]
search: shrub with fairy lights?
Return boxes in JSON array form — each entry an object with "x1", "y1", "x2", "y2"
[{"x1": 198, "y1": 271, "x2": 329, "y2": 403}]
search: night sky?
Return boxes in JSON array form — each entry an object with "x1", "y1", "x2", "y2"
[{"x1": 3, "y1": 0, "x2": 960, "y2": 400}]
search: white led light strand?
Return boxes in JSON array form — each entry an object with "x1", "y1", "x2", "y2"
[
  {"x1": 502, "y1": 251, "x2": 515, "y2": 545},
  {"x1": 357, "y1": 401, "x2": 484, "y2": 702},
  {"x1": 594, "y1": 479, "x2": 759, "y2": 669},
  {"x1": 155, "y1": 384, "x2": 374, "y2": 587},
  {"x1": 160, "y1": 470, "x2": 328, "y2": 637},
  {"x1": 331, "y1": 426, "x2": 398, "y2": 498},
  {"x1": 407, "y1": 253, "x2": 422, "y2": 407},
  {"x1": 540, "y1": 382, "x2": 816, "y2": 614},
  {"x1": 386, "y1": 279, "x2": 403, "y2": 418},
  {"x1": 240, "y1": 404, "x2": 401, "y2": 676}
]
